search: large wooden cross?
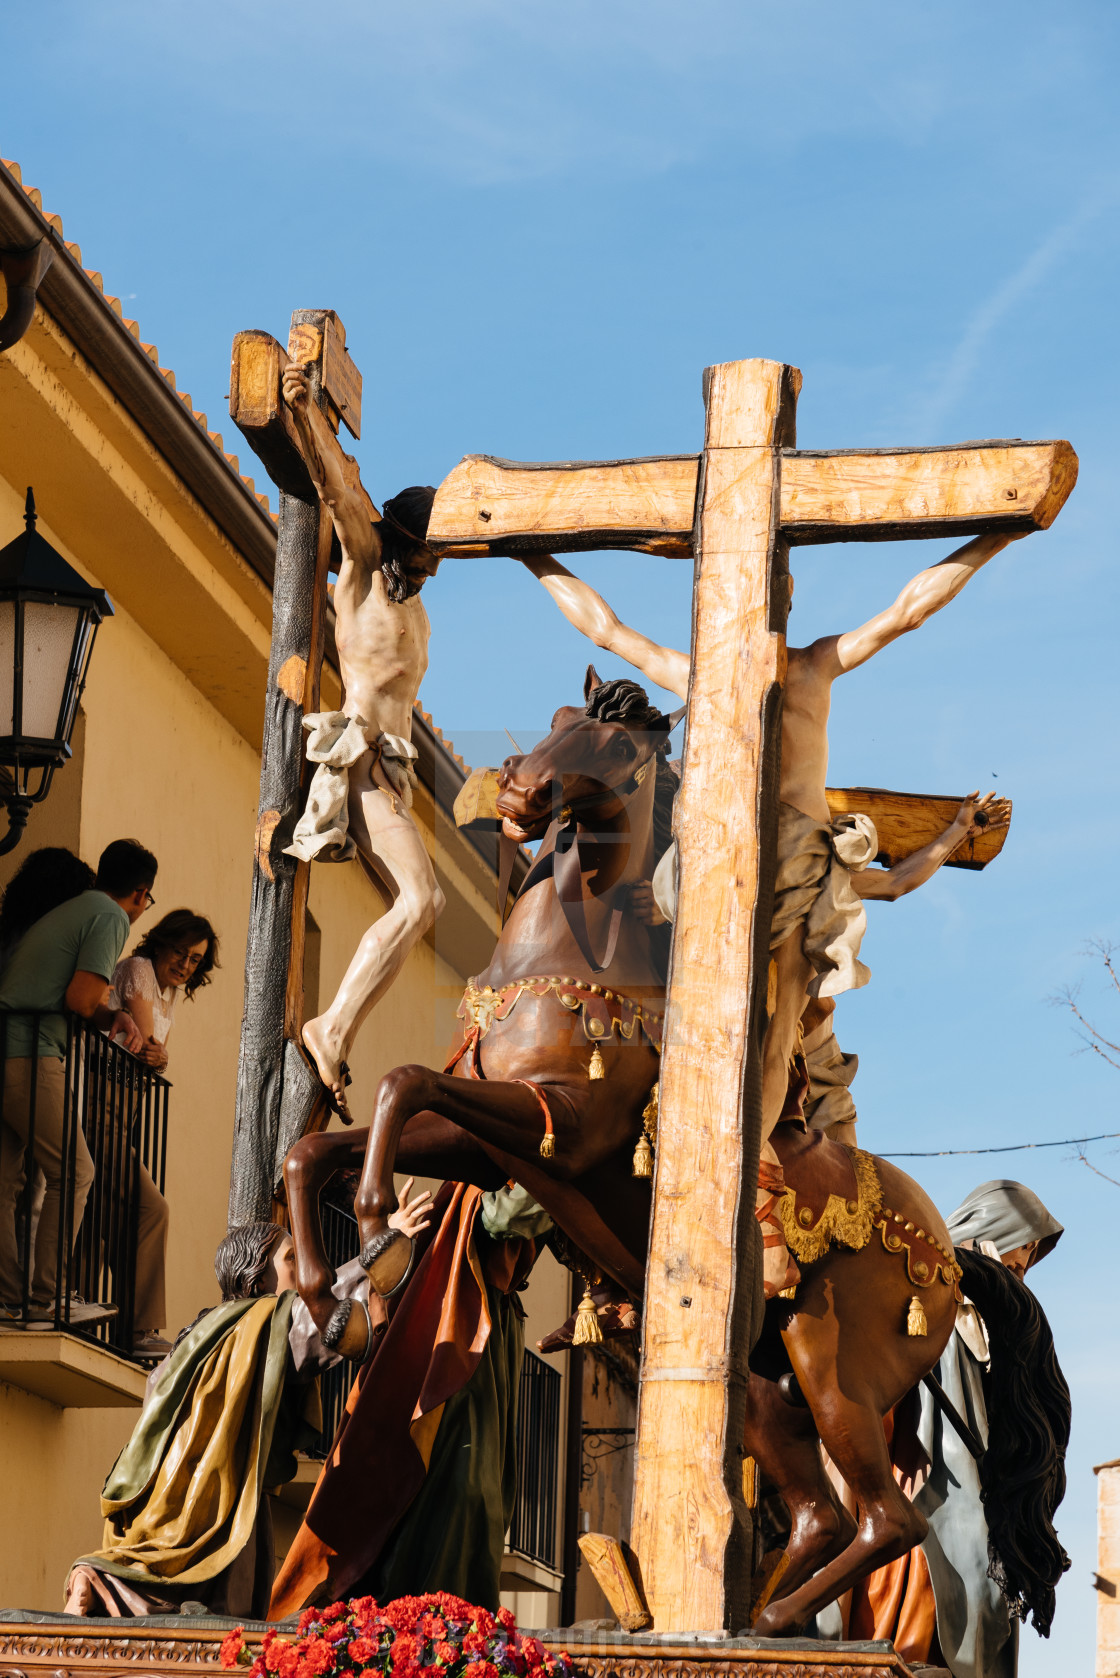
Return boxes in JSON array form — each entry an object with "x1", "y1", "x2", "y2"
[
  {"x1": 425, "y1": 359, "x2": 1077, "y2": 1633},
  {"x1": 226, "y1": 310, "x2": 368, "y2": 1226}
]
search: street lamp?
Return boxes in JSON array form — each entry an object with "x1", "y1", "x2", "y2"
[{"x1": 0, "y1": 489, "x2": 112, "y2": 855}]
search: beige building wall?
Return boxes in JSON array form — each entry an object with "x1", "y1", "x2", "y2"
[{"x1": 0, "y1": 164, "x2": 574, "y2": 1615}]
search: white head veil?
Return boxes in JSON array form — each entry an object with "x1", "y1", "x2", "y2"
[{"x1": 945, "y1": 1179, "x2": 1063, "y2": 1266}]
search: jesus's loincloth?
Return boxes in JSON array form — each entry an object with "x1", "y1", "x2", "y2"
[
  {"x1": 651, "y1": 803, "x2": 876, "y2": 1001},
  {"x1": 771, "y1": 802, "x2": 877, "y2": 999},
  {"x1": 284, "y1": 710, "x2": 419, "y2": 864}
]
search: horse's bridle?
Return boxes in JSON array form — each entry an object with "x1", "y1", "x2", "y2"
[{"x1": 496, "y1": 753, "x2": 659, "y2": 974}]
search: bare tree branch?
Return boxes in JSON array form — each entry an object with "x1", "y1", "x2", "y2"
[{"x1": 1077, "y1": 1147, "x2": 1120, "y2": 1191}]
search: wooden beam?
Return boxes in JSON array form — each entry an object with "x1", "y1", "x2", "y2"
[
  {"x1": 425, "y1": 439, "x2": 1077, "y2": 556},
  {"x1": 427, "y1": 453, "x2": 698, "y2": 556},
  {"x1": 780, "y1": 439, "x2": 1078, "y2": 544},
  {"x1": 825, "y1": 787, "x2": 1011, "y2": 871},
  {"x1": 228, "y1": 309, "x2": 371, "y2": 1227},
  {"x1": 229, "y1": 328, "x2": 377, "y2": 520},
  {"x1": 629, "y1": 358, "x2": 800, "y2": 1634}
]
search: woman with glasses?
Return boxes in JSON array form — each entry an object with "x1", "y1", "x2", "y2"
[{"x1": 107, "y1": 910, "x2": 220, "y2": 1354}]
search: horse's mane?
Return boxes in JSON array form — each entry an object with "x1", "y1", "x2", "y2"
[
  {"x1": 955, "y1": 1246, "x2": 1072, "y2": 1637},
  {"x1": 584, "y1": 676, "x2": 678, "y2": 979}
]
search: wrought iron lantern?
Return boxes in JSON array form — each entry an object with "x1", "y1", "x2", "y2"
[{"x1": 0, "y1": 488, "x2": 112, "y2": 854}]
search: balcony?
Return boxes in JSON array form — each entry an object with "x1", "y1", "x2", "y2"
[{"x1": 0, "y1": 1011, "x2": 169, "y2": 1407}]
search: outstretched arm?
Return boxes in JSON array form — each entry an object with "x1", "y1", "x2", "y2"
[
  {"x1": 519, "y1": 555, "x2": 691, "y2": 701},
  {"x1": 281, "y1": 365, "x2": 379, "y2": 570},
  {"x1": 807, "y1": 532, "x2": 1026, "y2": 679},
  {"x1": 852, "y1": 791, "x2": 1010, "y2": 901}
]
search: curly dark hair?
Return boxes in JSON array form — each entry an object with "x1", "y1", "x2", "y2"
[
  {"x1": 0, "y1": 846, "x2": 95, "y2": 959},
  {"x1": 956, "y1": 1245, "x2": 1072, "y2": 1636},
  {"x1": 214, "y1": 1222, "x2": 288, "y2": 1301},
  {"x1": 379, "y1": 485, "x2": 437, "y2": 604},
  {"x1": 132, "y1": 909, "x2": 220, "y2": 998}
]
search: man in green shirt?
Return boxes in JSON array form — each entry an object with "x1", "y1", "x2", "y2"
[{"x1": 0, "y1": 838, "x2": 158, "y2": 1323}]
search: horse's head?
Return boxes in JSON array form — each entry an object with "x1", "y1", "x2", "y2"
[{"x1": 496, "y1": 665, "x2": 672, "y2": 843}]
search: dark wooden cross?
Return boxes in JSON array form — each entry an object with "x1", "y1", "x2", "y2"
[
  {"x1": 226, "y1": 310, "x2": 367, "y2": 1226},
  {"x1": 424, "y1": 358, "x2": 1077, "y2": 1632}
]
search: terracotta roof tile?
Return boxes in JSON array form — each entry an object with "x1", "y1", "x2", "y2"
[{"x1": 2, "y1": 156, "x2": 276, "y2": 522}]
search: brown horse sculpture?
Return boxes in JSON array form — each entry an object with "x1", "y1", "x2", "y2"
[
  {"x1": 283, "y1": 669, "x2": 672, "y2": 1321},
  {"x1": 281, "y1": 668, "x2": 963, "y2": 1637}
]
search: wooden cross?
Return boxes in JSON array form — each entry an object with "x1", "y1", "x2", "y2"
[
  {"x1": 425, "y1": 358, "x2": 1076, "y2": 1632},
  {"x1": 226, "y1": 310, "x2": 368, "y2": 1226}
]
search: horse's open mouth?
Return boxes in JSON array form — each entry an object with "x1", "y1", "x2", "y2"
[{"x1": 499, "y1": 811, "x2": 549, "y2": 843}]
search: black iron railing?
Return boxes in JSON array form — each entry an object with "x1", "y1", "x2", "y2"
[
  {"x1": 1, "y1": 1010, "x2": 170, "y2": 1359},
  {"x1": 508, "y1": 1347, "x2": 562, "y2": 1569},
  {"x1": 312, "y1": 1187, "x2": 362, "y2": 1455},
  {"x1": 314, "y1": 1192, "x2": 563, "y2": 1573}
]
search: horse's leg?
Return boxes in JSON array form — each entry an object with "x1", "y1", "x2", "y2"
[
  {"x1": 744, "y1": 1373, "x2": 856, "y2": 1606},
  {"x1": 354, "y1": 1067, "x2": 584, "y2": 1293},
  {"x1": 395, "y1": 1112, "x2": 507, "y2": 1191},
  {"x1": 356, "y1": 1066, "x2": 649, "y2": 1295},
  {"x1": 283, "y1": 1127, "x2": 370, "y2": 1334}
]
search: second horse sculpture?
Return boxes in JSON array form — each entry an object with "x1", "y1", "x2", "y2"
[{"x1": 282, "y1": 668, "x2": 962, "y2": 1633}]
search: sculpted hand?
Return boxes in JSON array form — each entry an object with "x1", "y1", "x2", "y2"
[
  {"x1": 629, "y1": 880, "x2": 667, "y2": 927},
  {"x1": 953, "y1": 790, "x2": 1011, "y2": 837},
  {"x1": 112, "y1": 1010, "x2": 145, "y2": 1055},
  {"x1": 388, "y1": 1177, "x2": 434, "y2": 1240},
  {"x1": 281, "y1": 364, "x2": 312, "y2": 414}
]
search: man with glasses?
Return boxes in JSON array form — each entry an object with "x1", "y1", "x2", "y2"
[{"x1": 0, "y1": 838, "x2": 158, "y2": 1325}]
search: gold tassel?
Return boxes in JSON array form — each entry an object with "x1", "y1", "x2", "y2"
[
  {"x1": 907, "y1": 1294, "x2": 928, "y2": 1337},
  {"x1": 588, "y1": 1044, "x2": 606, "y2": 1080},
  {"x1": 572, "y1": 1284, "x2": 603, "y2": 1345},
  {"x1": 632, "y1": 1132, "x2": 653, "y2": 1178},
  {"x1": 539, "y1": 1130, "x2": 555, "y2": 1159}
]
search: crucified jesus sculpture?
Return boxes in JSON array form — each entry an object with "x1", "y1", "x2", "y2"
[
  {"x1": 521, "y1": 531, "x2": 1024, "y2": 1293},
  {"x1": 279, "y1": 364, "x2": 446, "y2": 1119}
]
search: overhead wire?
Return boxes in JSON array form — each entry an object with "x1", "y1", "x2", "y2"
[{"x1": 881, "y1": 1129, "x2": 1120, "y2": 1158}]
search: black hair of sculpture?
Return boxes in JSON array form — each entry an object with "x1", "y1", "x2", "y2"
[
  {"x1": 955, "y1": 1246, "x2": 1072, "y2": 1636},
  {"x1": 379, "y1": 485, "x2": 437, "y2": 603}
]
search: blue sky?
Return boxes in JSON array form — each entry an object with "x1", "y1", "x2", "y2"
[{"x1": 6, "y1": 1, "x2": 1120, "y2": 1664}]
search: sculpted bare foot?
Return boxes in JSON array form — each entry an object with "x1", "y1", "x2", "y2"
[{"x1": 302, "y1": 1015, "x2": 353, "y2": 1124}]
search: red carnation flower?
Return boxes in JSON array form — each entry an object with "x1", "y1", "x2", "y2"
[
  {"x1": 277, "y1": 1648, "x2": 303, "y2": 1678},
  {"x1": 220, "y1": 1630, "x2": 246, "y2": 1669},
  {"x1": 434, "y1": 1643, "x2": 457, "y2": 1666},
  {"x1": 495, "y1": 1610, "x2": 516, "y2": 1634},
  {"x1": 347, "y1": 1638, "x2": 378, "y2": 1665},
  {"x1": 302, "y1": 1638, "x2": 336, "y2": 1677},
  {"x1": 461, "y1": 1634, "x2": 487, "y2": 1657},
  {"x1": 463, "y1": 1662, "x2": 500, "y2": 1678}
]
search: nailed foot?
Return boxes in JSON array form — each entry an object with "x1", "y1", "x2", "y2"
[{"x1": 302, "y1": 1015, "x2": 353, "y2": 1123}]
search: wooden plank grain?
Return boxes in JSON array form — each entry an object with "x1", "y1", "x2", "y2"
[
  {"x1": 629, "y1": 359, "x2": 800, "y2": 1633},
  {"x1": 426, "y1": 453, "x2": 699, "y2": 555},
  {"x1": 780, "y1": 440, "x2": 1078, "y2": 543},
  {"x1": 426, "y1": 438, "x2": 1077, "y2": 556}
]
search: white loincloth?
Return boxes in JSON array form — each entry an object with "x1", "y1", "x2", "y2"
[
  {"x1": 771, "y1": 803, "x2": 877, "y2": 999},
  {"x1": 650, "y1": 803, "x2": 877, "y2": 1001},
  {"x1": 283, "y1": 711, "x2": 419, "y2": 864}
]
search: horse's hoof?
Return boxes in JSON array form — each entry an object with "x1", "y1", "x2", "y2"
[{"x1": 360, "y1": 1230, "x2": 414, "y2": 1297}]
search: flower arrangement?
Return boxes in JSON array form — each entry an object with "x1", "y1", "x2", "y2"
[{"x1": 219, "y1": 1593, "x2": 575, "y2": 1678}]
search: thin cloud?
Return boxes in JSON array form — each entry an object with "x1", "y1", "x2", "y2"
[{"x1": 913, "y1": 187, "x2": 1118, "y2": 437}]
